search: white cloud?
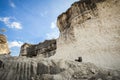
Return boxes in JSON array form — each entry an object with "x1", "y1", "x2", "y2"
[
  {"x1": 51, "y1": 20, "x2": 57, "y2": 29},
  {"x1": 0, "y1": 17, "x2": 22, "y2": 29},
  {"x1": 10, "y1": 0, "x2": 16, "y2": 8},
  {"x1": 11, "y1": 22, "x2": 22, "y2": 29},
  {"x1": 0, "y1": 17, "x2": 10, "y2": 25},
  {"x1": 46, "y1": 30, "x2": 59, "y2": 39},
  {"x1": 46, "y1": 20, "x2": 59, "y2": 39},
  {"x1": 8, "y1": 41, "x2": 23, "y2": 48}
]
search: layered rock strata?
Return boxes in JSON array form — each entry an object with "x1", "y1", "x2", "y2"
[
  {"x1": 53, "y1": 0, "x2": 120, "y2": 69},
  {"x1": 0, "y1": 34, "x2": 10, "y2": 54},
  {"x1": 20, "y1": 39, "x2": 56, "y2": 57},
  {"x1": 0, "y1": 0, "x2": 120, "y2": 80}
]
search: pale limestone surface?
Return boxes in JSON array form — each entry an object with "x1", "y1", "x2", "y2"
[
  {"x1": 0, "y1": 55, "x2": 120, "y2": 80},
  {"x1": 0, "y1": 34, "x2": 10, "y2": 54},
  {"x1": 53, "y1": 0, "x2": 120, "y2": 69},
  {"x1": 0, "y1": 0, "x2": 120, "y2": 80}
]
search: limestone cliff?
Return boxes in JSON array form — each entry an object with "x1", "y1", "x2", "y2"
[
  {"x1": 0, "y1": 34, "x2": 10, "y2": 54},
  {"x1": 0, "y1": 0, "x2": 120, "y2": 80},
  {"x1": 53, "y1": 0, "x2": 120, "y2": 69},
  {"x1": 20, "y1": 39, "x2": 56, "y2": 57}
]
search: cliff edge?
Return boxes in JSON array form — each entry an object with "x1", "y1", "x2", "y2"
[
  {"x1": 0, "y1": 0, "x2": 120, "y2": 80},
  {"x1": 19, "y1": 39, "x2": 56, "y2": 57},
  {"x1": 53, "y1": 0, "x2": 120, "y2": 69}
]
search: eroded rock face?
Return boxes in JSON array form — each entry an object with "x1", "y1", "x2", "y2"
[
  {"x1": 19, "y1": 43, "x2": 32, "y2": 56},
  {"x1": 57, "y1": 0, "x2": 101, "y2": 32},
  {"x1": 0, "y1": 0, "x2": 120, "y2": 80},
  {"x1": 53, "y1": 0, "x2": 120, "y2": 69},
  {"x1": 0, "y1": 55, "x2": 120, "y2": 80},
  {"x1": 20, "y1": 39, "x2": 56, "y2": 57},
  {"x1": 0, "y1": 34, "x2": 10, "y2": 54}
]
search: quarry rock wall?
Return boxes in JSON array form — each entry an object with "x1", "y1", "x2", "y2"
[
  {"x1": 0, "y1": 0, "x2": 120, "y2": 80},
  {"x1": 1, "y1": 56, "x2": 119, "y2": 80},
  {"x1": 53, "y1": 0, "x2": 120, "y2": 69},
  {"x1": 20, "y1": 39, "x2": 56, "y2": 57}
]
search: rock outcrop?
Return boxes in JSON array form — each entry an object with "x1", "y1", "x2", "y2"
[
  {"x1": 0, "y1": 55, "x2": 120, "y2": 80},
  {"x1": 53, "y1": 0, "x2": 120, "y2": 70},
  {"x1": 0, "y1": 0, "x2": 120, "y2": 80},
  {"x1": 20, "y1": 39, "x2": 56, "y2": 57},
  {"x1": 0, "y1": 34, "x2": 10, "y2": 54}
]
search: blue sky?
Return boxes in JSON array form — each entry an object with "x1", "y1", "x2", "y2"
[{"x1": 0, "y1": 0, "x2": 78, "y2": 56}]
